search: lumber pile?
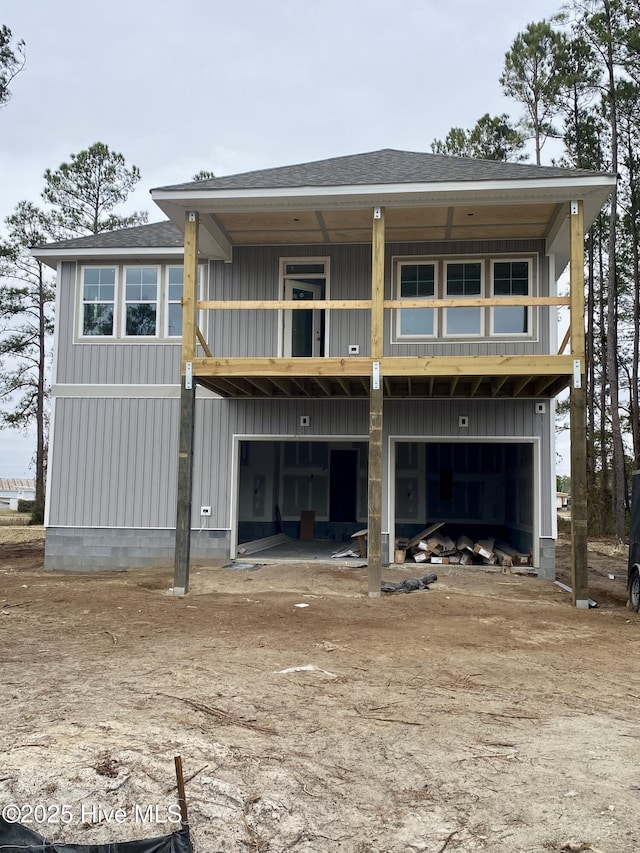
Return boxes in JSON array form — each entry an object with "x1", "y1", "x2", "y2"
[{"x1": 394, "y1": 525, "x2": 532, "y2": 572}]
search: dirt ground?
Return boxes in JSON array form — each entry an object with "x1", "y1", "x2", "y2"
[{"x1": 1, "y1": 528, "x2": 639, "y2": 853}]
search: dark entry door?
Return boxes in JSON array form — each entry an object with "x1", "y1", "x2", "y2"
[{"x1": 330, "y1": 450, "x2": 358, "y2": 522}]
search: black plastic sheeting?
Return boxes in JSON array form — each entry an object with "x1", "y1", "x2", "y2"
[
  {"x1": 0, "y1": 817, "x2": 192, "y2": 853},
  {"x1": 381, "y1": 573, "x2": 438, "y2": 593}
]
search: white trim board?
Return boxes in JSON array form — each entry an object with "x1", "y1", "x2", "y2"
[{"x1": 51, "y1": 384, "x2": 220, "y2": 399}]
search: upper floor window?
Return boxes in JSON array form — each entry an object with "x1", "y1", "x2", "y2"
[
  {"x1": 124, "y1": 267, "x2": 158, "y2": 337},
  {"x1": 166, "y1": 266, "x2": 203, "y2": 337},
  {"x1": 444, "y1": 261, "x2": 483, "y2": 336},
  {"x1": 82, "y1": 267, "x2": 116, "y2": 336},
  {"x1": 397, "y1": 262, "x2": 436, "y2": 337},
  {"x1": 492, "y1": 260, "x2": 530, "y2": 334},
  {"x1": 78, "y1": 263, "x2": 205, "y2": 341},
  {"x1": 394, "y1": 255, "x2": 534, "y2": 342}
]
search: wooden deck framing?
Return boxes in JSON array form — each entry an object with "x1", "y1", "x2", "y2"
[{"x1": 173, "y1": 200, "x2": 590, "y2": 606}]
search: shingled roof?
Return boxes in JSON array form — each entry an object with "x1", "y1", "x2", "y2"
[
  {"x1": 154, "y1": 148, "x2": 610, "y2": 194},
  {"x1": 34, "y1": 220, "x2": 183, "y2": 251}
]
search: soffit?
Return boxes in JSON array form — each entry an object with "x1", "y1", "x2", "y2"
[{"x1": 210, "y1": 201, "x2": 560, "y2": 246}]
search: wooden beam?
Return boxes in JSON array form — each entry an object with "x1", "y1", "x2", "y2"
[
  {"x1": 316, "y1": 378, "x2": 332, "y2": 396},
  {"x1": 174, "y1": 384, "x2": 196, "y2": 595},
  {"x1": 174, "y1": 211, "x2": 199, "y2": 595},
  {"x1": 270, "y1": 377, "x2": 294, "y2": 396},
  {"x1": 291, "y1": 378, "x2": 312, "y2": 396},
  {"x1": 182, "y1": 211, "x2": 199, "y2": 365},
  {"x1": 246, "y1": 377, "x2": 274, "y2": 397},
  {"x1": 558, "y1": 326, "x2": 571, "y2": 355},
  {"x1": 379, "y1": 355, "x2": 574, "y2": 377},
  {"x1": 186, "y1": 354, "x2": 575, "y2": 379},
  {"x1": 491, "y1": 376, "x2": 508, "y2": 397},
  {"x1": 203, "y1": 377, "x2": 243, "y2": 397},
  {"x1": 368, "y1": 385, "x2": 383, "y2": 597},
  {"x1": 428, "y1": 376, "x2": 434, "y2": 396},
  {"x1": 384, "y1": 296, "x2": 569, "y2": 308},
  {"x1": 337, "y1": 377, "x2": 350, "y2": 395},
  {"x1": 189, "y1": 356, "x2": 372, "y2": 377},
  {"x1": 369, "y1": 207, "x2": 385, "y2": 597},
  {"x1": 195, "y1": 325, "x2": 212, "y2": 358},
  {"x1": 384, "y1": 377, "x2": 392, "y2": 396},
  {"x1": 534, "y1": 376, "x2": 555, "y2": 395},
  {"x1": 512, "y1": 375, "x2": 531, "y2": 396},
  {"x1": 360, "y1": 377, "x2": 369, "y2": 394},
  {"x1": 198, "y1": 299, "x2": 371, "y2": 310},
  {"x1": 569, "y1": 199, "x2": 589, "y2": 608},
  {"x1": 200, "y1": 212, "x2": 232, "y2": 262},
  {"x1": 470, "y1": 375, "x2": 484, "y2": 396},
  {"x1": 449, "y1": 376, "x2": 458, "y2": 397},
  {"x1": 222, "y1": 378, "x2": 254, "y2": 396},
  {"x1": 371, "y1": 208, "x2": 385, "y2": 360}
]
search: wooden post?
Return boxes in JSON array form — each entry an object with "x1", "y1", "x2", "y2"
[
  {"x1": 174, "y1": 211, "x2": 199, "y2": 595},
  {"x1": 368, "y1": 207, "x2": 385, "y2": 597},
  {"x1": 174, "y1": 755, "x2": 189, "y2": 828},
  {"x1": 569, "y1": 200, "x2": 589, "y2": 608}
]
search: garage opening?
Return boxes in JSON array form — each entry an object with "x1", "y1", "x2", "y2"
[
  {"x1": 394, "y1": 440, "x2": 536, "y2": 559},
  {"x1": 236, "y1": 440, "x2": 368, "y2": 555}
]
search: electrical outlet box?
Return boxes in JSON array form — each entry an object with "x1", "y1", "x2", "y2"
[
  {"x1": 300, "y1": 415, "x2": 310, "y2": 427},
  {"x1": 459, "y1": 416, "x2": 469, "y2": 428},
  {"x1": 348, "y1": 344, "x2": 359, "y2": 355},
  {"x1": 535, "y1": 402, "x2": 546, "y2": 414},
  {"x1": 200, "y1": 506, "x2": 212, "y2": 517}
]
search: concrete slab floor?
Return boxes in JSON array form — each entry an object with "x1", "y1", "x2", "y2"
[{"x1": 241, "y1": 536, "x2": 366, "y2": 564}]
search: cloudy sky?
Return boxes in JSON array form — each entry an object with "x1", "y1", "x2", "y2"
[{"x1": 0, "y1": 0, "x2": 569, "y2": 478}]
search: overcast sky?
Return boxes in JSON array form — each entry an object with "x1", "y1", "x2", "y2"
[{"x1": 0, "y1": 0, "x2": 570, "y2": 479}]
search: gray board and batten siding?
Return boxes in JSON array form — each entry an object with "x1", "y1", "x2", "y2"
[
  {"x1": 55, "y1": 238, "x2": 551, "y2": 384},
  {"x1": 56, "y1": 261, "x2": 182, "y2": 386},
  {"x1": 46, "y1": 396, "x2": 555, "y2": 574},
  {"x1": 47, "y1": 239, "x2": 556, "y2": 572},
  {"x1": 206, "y1": 240, "x2": 551, "y2": 360}
]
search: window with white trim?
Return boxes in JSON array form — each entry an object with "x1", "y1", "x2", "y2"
[
  {"x1": 166, "y1": 265, "x2": 203, "y2": 337},
  {"x1": 444, "y1": 261, "x2": 483, "y2": 336},
  {"x1": 393, "y1": 255, "x2": 535, "y2": 342},
  {"x1": 78, "y1": 263, "x2": 206, "y2": 341},
  {"x1": 82, "y1": 267, "x2": 116, "y2": 336},
  {"x1": 124, "y1": 266, "x2": 159, "y2": 337},
  {"x1": 491, "y1": 260, "x2": 530, "y2": 334},
  {"x1": 397, "y1": 262, "x2": 436, "y2": 337}
]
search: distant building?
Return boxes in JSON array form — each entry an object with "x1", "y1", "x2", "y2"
[{"x1": 0, "y1": 478, "x2": 36, "y2": 510}]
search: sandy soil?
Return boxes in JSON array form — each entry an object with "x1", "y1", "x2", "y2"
[{"x1": 1, "y1": 531, "x2": 639, "y2": 853}]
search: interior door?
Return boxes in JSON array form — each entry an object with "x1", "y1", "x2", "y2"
[
  {"x1": 284, "y1": 280, "x2": 324, "y2": 357},
  {"x1": 330, "y1": 449, "x2": 359, "y2": 522}
]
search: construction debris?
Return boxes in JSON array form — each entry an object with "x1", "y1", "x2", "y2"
[
  {"x1": 381, "y1": 573, "x2": 438, "y2": 594},
  {"x1": 394, "y1": 525, "x2": 532, "y2": 572}
]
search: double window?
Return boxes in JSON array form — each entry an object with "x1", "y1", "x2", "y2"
[
  {"x1": 395, "y1": 256, "x2": 534, "y2": 341},
  {"x1": 79, "y1": 265, "x2": 203, "y2": 339}
]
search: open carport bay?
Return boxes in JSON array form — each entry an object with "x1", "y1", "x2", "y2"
[{"x1": 393, "y1": 440, "x2": 536, "y2": 559}]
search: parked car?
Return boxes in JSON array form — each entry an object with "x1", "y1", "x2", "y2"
[{"x1": 629, "y1": 471, "x2": 640, "y2": 611}]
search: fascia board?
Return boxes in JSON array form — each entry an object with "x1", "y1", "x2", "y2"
[
  {"x1": 151, "y1": 175, "x2": 617, "y2": 209},
  {"x1": 32, "y1": 246, "x2": 187, "y2": 268},
  {"x1": 32, "y1": 243, "x2": 227, "y2": 268}
]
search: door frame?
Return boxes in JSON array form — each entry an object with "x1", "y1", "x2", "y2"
[
  {"x1": 329, "y1": 447, "x2": 360, "y2": 522},
  {"x1": 230, "y1": 433, "x2": 367, "y2": 558},
  {"x1": 278, "y1": 257, "x2": 330, "y2": 357},
  {"x1": 388, "y1": 436, "x2": 541, "y2": 568}
]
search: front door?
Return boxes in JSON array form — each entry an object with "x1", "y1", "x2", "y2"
[{"x1": 284, "y1": 280, "x2": 325, "y2": 357}]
